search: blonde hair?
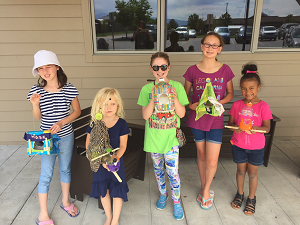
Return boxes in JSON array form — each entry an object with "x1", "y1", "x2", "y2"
[{"x1": 90, "y1": 87, "x2": 125, "y2": 124}]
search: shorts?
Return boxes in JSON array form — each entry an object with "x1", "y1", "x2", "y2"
[
  {"x1": 231, "y1": 144, "x2": 264, "y2": 166},
  {"x1": 191, "y1": 128, "x2": 223, "y2": 144}
]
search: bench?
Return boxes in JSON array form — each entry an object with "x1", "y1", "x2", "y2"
[
  {"x1": 69, "y1": 107, "x2": 146, "y2": 209},
  {"x1": 179, "y1": 91, "x2": 281, "y2": 167}
]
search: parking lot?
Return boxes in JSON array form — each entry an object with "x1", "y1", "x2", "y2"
[{"x1": 98, "y1": 35, "x2": 286, "y2": 52}]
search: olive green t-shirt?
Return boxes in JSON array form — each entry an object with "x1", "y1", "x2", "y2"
[{"x1": 137, "y1": 80, "x2": 189, "y2": 154}]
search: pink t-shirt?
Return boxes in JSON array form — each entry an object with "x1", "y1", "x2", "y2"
[
  {"x1": 183, "y1": 64, "x2": 235, "y2": 131},
  {"x1": 229, "y1": 99, "x2": 273, "y2": 150}
]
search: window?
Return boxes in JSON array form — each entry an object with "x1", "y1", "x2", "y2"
[
  {"x1": 90, "y1": 0, "x2": 300, "y2": 54},
  {"x1": 165, "y1": 0, "x2": 255, "y2": 52},
  {"x1": 257, "y1": 0, "x2": 300, "y2": 49},
  {"x1": 92, "y1": 0, "x2": 158, "y2": 52}
]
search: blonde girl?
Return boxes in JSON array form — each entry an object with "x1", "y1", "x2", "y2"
[{"x1": 86, "y1": 88, "x2": 130, "y2": 225}]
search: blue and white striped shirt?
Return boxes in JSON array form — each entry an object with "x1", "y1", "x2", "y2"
[{"x1": 27, "y1": 83, "x2": 79, "y2": 138}]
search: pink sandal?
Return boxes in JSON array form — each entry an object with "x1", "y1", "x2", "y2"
[
  {"x1": 35, "y1": 219, "x2": 54, "y2": 225},
  {"x1": 60, "y1": 203, "x2": 80, "y2": 217}
]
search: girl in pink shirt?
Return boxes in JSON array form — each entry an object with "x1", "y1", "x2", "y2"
[{"x1": 228, "y1": 63, "x2": 272, "y2": 216}]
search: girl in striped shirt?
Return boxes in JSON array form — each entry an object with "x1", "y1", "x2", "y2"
[{"x1": 27, "y1": 50, "x2": 81, "y2": 225}]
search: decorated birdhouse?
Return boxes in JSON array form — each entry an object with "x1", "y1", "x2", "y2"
[{"x1": 23, "y1": 130, "x2": 60, "y2": 155}]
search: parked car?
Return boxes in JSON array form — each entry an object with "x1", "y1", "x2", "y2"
[
  {"x1": 175, "y1": 27, "x2": 189, "y2": 40},
  {"x1": 259, "y1": 26, "x2": 277, "y2": 41},
  {"x1": 283, "y1": 26, "x2": 300, "y2": 47},
  {"x1": 235, "y1": 26, "x2": 252, "y2": 44},
  {"x1": 214, "y1": 27, "x2": 230, "y2": 44},
  {"x1": 146, "y1": 24, "x2": 157, "y2": 42},
  {"x1": 277, "y1": 23, "x2": 299, "y2": 40},
  {"x1": 188, "y1": 29, "x2": 197, "y2": 38}
]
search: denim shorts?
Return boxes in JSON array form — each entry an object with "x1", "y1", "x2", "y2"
[
  {"x1": 231, "y1": 144, "x2": 264, "y2": 166},
  {"x1": 191, "y1": 128, "x2": 223, "y2": 144}
]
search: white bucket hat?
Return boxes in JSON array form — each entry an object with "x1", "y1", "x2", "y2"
[{"x1": 32, "y1": 50, "x2": 63, "y2": 77}]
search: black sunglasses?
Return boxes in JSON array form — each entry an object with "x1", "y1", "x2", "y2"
[{"x1": 151, "y1": 64, "x2": 169, "y2": 71}]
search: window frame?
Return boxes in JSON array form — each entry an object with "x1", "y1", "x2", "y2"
[{"x1": 81, "y1": 0, "x2": 300, "y2": 62}]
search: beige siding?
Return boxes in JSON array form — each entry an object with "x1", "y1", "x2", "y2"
[{"x1": 0, "y1": 1, "x2": 300, "y2": 144}]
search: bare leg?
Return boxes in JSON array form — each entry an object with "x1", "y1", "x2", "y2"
[
  {"x1": 199, "y1": 142, "x2": 221, "y2": 206},
  {"x1": 38, "y1": 193, "x2": 53, "y2": 224},
  {"x1": 236, "y1": 163, "x2": 247, "y2": 195},
  {"x1": 111, "y1": 198, "x2": 123, "y2": 225},
  {"x1": 247, "y1": 163, "x2": 259, "y2": 199},
  {"x1": 61, "y1": 182, "x2": 78, "y2": 216},
  {"x1": 231, "y1": 163, "x2": 247, "y2": 208},
  {"x1": 195, "y1": 141, "x2": 206, "y2": 193},
  {"x1": 101, "y1": 190, "x2": 113, "y2": 225}
]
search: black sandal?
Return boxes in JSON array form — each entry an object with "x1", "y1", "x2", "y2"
[
  {"x1": 244, "y1": 196, "x2": 256, "y2": 215},
  {"x1": 231, "y1": 191, "x2": 244, "y2": 209}
]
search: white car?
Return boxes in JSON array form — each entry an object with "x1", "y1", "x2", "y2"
[
  {"x1": 175, "y1": 27, "x2": 189, "y2": 40},
  {"x1": 189, "y1": 29, "x2": 197, "y2": 38}
]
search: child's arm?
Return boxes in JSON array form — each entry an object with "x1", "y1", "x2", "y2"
[
  {"x1": 85, "y1": 133, "x2": 90, "y2": 149},
  {"x1": 30, "y1": 93, "x2": 42, "y2": 120},
  {"x1": 172, "y1": 87, "x2": 186, "y2": 118},
  {"x1": 252, "y1": 120, "x2": 271, "y2": 134},
  {"x1": 228, "y1": 115, "x2": 242, "y2": 133},
  {"x1": 218, "y1": 80, "x2": 234, "y2": 105},
  {"x1": 184, "y1": 79, "x2": 199, "y2": 111},
  {"x1": 115, "y1": 134, "x2": 128, "y2": 159},
  {"x1": 142, "y1": 86, "x2": 155, "y2": 120},
  {"x1": 50, "y1": 96, "x2": 81, "y2": 134}
]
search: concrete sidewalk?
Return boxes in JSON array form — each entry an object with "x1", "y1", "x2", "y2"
[{"x1": 1, "y1": 140, "x2": 300, "y2": 225}]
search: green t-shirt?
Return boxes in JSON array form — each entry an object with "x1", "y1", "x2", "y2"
[{"x1": 137, "y1": 80, "x2": 189, "y2": 154}]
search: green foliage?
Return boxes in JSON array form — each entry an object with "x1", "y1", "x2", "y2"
[
  {"x1": 186, "y1": 13, "x2": 204, "y2": 33},
  {"x1": 115, "y1": 0, "x2": 153, "y2": 29},
  {"x1": 187, "y1": 13, "x2": 199, "y2": 29},
  {"x1": 168, "y1": 19, "x2": 178, "y2": 30},
  {"x1": 218, "y1": 12, "x2": 232, "y2": 26},
  {"x1": 285, "y1": 14, "x2": 296, "y2": 23}
]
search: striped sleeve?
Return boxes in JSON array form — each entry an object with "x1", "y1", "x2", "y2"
[{"x1": 65, "y1": 83, "x2": 79, "y2": 102}]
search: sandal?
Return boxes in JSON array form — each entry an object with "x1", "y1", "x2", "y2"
[
  {"x1": 231, "y1": 191, "x2": 244, "y2": 209},
  {"x1": 244, "y1": 196, "x2": 256, "y2": 216},
  {"x1": 196, "y1": 190, "x2": 214, "y2": 210}
]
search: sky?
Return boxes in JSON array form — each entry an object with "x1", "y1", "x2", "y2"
[{"x1": 94, "y1": 0, "x2": 300, "y2": 21}]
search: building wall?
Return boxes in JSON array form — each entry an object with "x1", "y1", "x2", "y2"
[{"x1": 0, "y1": 0, "x2": 299, "y2": 144}]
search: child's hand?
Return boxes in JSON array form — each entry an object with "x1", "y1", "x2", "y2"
[
  {"x1": 50, "y1": 121, "x2": 63, "y2": 134},
  {"x1": 189, "y1": 102, "x2": 199, "y2": 111},
  {"x1": 30, "y1": 93, "x2": 42, "y2": 105},
  {"x1": 233, "y1": 126, "x2": 242, "y2": 133},
  {"x1": 102, "y1": 163, "x2": 110, "y2": 171},
  {"x1": 244, "y1": 130, "x2": 252, "y2": 134},
  {"x1": 172, "y1": 87, "x2": 177, "y2": 99}
]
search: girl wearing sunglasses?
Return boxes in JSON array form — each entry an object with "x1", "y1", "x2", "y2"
[
  {"x1": 183, "y1": 32, "x2": 235, "y2": 210},
  {"x1": 137, "y1": 52, "x2": 189, "y2": 220}
]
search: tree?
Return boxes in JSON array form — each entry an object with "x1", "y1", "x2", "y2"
[
  {"x1": 187, "y1": 13, "x2": 199, "y2": 30},
  {"x1": 115, "y1": 0, "x2": 153, "y2": 37},
  {"x1": 218, "y1": 12, "x2": 232, "y2": 26},
  {"x1": 168, "y1": 19, "x2": 178, "y2": 30},
  {"x1": 285, "y1": 14, "x2": 296, "y2": 23}
]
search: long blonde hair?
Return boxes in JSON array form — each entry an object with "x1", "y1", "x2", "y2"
[{"x1": 90, "y1": 87, "x2": 125, "y2": 124}]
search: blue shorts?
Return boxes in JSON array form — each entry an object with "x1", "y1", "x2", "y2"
[
  {"x1": 231, "y1": 144, "x2": 264, "y2": 166},
  {"x1": 191, "y1": 128, "x2": 223, "y2": 144}
]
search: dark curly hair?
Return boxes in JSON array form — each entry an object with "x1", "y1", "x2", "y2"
[{"x1": 240, "y1": 63, "x2": 261, "y2": 86}]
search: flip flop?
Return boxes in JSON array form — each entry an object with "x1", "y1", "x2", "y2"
[
  {"x1": 35, "y1": 219, "x2": 54, "y2": 225},
  {"x1": 60, "y1": 203, "x2": 80, "y2": 217},
  {"x1": 196, "y1": 190, "x2": 214, "y2": 210}
]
